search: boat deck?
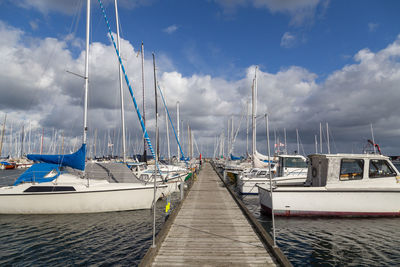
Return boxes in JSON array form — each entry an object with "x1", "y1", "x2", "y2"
[{"x1": 147, "y1": 162, "x2": 278, "y2": 266}]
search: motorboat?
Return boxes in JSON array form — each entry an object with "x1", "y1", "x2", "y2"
[
  {"x1": 257, "y1": 153, "x2": 400, "y2": 217},
  {"x1": 238, "y1": 154, "x2": 307, "y2": 194}
]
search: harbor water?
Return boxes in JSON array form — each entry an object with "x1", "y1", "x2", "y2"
[
  {"x1": 239, "y1": 191, "x2": 400, "y2": 266},
  {"x1": 2, "y1": 168, "x2": 400, "y2": 266},
  {"x1": 0, "y1": 169, "x2": 177, "y2": 266}
]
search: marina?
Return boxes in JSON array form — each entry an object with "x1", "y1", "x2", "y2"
[{"x1": 1, "y1": 0, "x2": 400, "y2": 266}]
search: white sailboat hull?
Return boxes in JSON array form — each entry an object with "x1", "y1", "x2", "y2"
[
  {"x1": 258, "y1": 185, "x2": 400, "y2": 217},
  {"x1": 0, "y1": 178, "x2": 165, "y2": 214}
]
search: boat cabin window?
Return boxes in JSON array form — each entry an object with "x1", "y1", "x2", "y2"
[
  {"x1": 340, "y1": 159, "x2": 364, "y2": 181},
  {"x1": 24, "y1": 186, "x2": 76, "y2": 192},
  {"x1": 369, "y1": 160, "x2": 397, "y2": 178},
  {"x1": 283, "y1": 157, "x2": 307, "y2": 168},
  {"x1": 258, "y1": 171, "x2": 267, "y2": 176}
]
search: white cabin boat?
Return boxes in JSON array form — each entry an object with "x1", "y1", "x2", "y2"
[
  {"x1": 129, "y1": 162, "x2": 188, "y2": 195},
  {"x1": 257, "y1": 153, "x2": 400, "y2": 217},
  {"x1": 238, "y1": 154, "x2": 307, "y2": 194}
]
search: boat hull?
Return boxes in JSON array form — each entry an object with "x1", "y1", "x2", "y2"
[
  {"x1": 0, "y1": 185, "x2": 164, "y2": 214},
  {"x1": 238, "y1": 176, "x2": 306, "y2": 195},
  {"x1": 258, "y1": 186, "x2": 400, "y2": 217}
]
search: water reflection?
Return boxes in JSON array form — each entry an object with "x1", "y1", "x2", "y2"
[{"x1": 0, "y1": 169, "x2": 177, "y2": 266}]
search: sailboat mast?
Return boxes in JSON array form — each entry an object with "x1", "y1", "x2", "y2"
[
  {"x1": 246, "y1": 100, "x2": 249, "y2": 156},
  {"x1": 177, "y1": 101, "x2": 180, "y2": 160},
  {"x1": 326, "y1": 122, "x2": 330, "y2": 154},
  {"x1": 166, "y1": 111, "x2": 170, "y2": 161},
  {"x1": 251, "y1": 66, "x2": 258, "y2": 167},
  {"x1": 40, "y1": 127, "x2": 44, "y2": 154},
  {"x1": 83, "y1": 0, "x2": 90, "y2": 146},
  {"x1": 153, "y1": 53, "x2": 159, "y2": 160},
  {"x1": 114, "y1": 0, "x2": 126, "y2": 162},
  {"x1": 0, "y1": 114, "x2": 6, "y2": 157},
  {"x1": 141, "y1": 42, "x2": 147, "y2": 162},
  {"x1": 20, "y1": 125, "x2": 24, "y2": 158}
]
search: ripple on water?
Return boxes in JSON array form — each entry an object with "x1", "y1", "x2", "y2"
[{"x1": 0, "y1": 191, "x2": 177, "y2": 266}]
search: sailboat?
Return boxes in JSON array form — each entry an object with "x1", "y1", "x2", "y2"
[{"x1": 0, "y1": 0, "x2": 165, "y2": 214}]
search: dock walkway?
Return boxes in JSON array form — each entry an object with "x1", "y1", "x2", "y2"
[{"x1": 149, "y1": 162, "x2": 277, "y2": 266}]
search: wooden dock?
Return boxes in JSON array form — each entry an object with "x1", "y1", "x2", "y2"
[{"x1": 141, "y1": 162, "x2": 285, "y2": 266}]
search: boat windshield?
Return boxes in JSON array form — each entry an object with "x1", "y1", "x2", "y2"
[
  {"x1": 284, "y1": 157, "x2": 307, "y2": 168},
  {"x1": 369, "y1": 160, "x2": 397, "y2": 178}
]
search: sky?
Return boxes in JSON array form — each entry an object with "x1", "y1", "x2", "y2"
[{"x1": 1, "y1": 0, "x2": 400, "y2": 158}]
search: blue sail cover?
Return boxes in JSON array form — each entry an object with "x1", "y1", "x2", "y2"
[
  {"x1": 13, "y1": 163, "x2": 61, "y2": 186},
  {"x1": 230, "y1": 154, "x2": 242, "y2": 161},
  {"x1": 27, "y1": 144, "x2": 86, "y2": 171}
]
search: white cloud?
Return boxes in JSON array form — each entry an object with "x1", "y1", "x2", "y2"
[
  {"x1": 2, "y1": 21, "x2": 400, "y2": 157},
  {"x1": 280, "y1": 32, "x2": 296, "y2": 48},
  {"x1": 163, "y1": 25, "x2": 178, "y2": 34}
]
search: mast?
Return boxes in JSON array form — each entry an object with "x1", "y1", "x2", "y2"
[
  {"x1": 326, "y1": 122, "x2": 330, "y2": 154},
  {"x1": 177, "y1": 101, "x2": 180, "y2": 160},
  {"x1": 153, "y1": 53, "x2": 159, "y2": 160},
  {"x1": 284, "y1": 128, "x2": 287, "y2": 154},
  {"x1": 20, "y1": 124, "x2": 24, "y2": 158},
  {"x1": 114, "y1": 0, "x2": 126, "y2": 162},
  {"x1": 315, "y1": 135, "x2": 318, "y2": 153},
  {"x1": 94, "y1": 128, "x2": 97, "y2": 157},
  {"x1": 61, "y1": 131, "x2": 64, "y2": 154},
  {"x1": 83, "y1": 0, "x2": 90, "y2": 146},
  {"x1": 251, "y1": 66, "x2": 258, "y2": 167},
  {"x1": 371, "y1": 124, "x2": 376, "y2": 154},
  {"x1": 166, "y1": 112, "x2": 171, "y2": 162},
  {"x1": 40, "y1": 127, "x2": 44, "y2": 155},
  {"x1": 231, "y1": 116, "x2": 234, "y2": 156},
  {"x1": 246, "y1": 100, "x2": 249, "y2": 156},
  {"x1": 141, "y1": 42, "x2": 147, "y2": 163},
  {"x1": 0, "y1": 114, "x2": 6, "y2": 157},
  {"x1": 187, "y1": 124, "x2": 190, "y2": 160},
  {"x1": 319, "y1": 122, "x2": 322, "y2": 153},
  {"x1": 296, "y1": 128, "x2": 299, "y2": 154},
  {"x1": 265, "y1": 113, "x2": 276, "y2": 247},
  {"x1": 152, "y1": 52, "x2": 158, "y2": 249}
]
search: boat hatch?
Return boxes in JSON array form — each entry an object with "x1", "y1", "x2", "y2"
[
  {"x1": 24, "y1": 186, "x2": 76, "y2": 193},
  {"x1": 369, "y1": 160, "x2": 397, "y2": 178},
  {"x1": 340, "y1": 159, "x2": 364, "y2": 181}
]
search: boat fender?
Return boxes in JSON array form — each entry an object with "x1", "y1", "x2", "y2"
[{"x1": 312, "y1": 167, "x2": 317, "y2": 177}]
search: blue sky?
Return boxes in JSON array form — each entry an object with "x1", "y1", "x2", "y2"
[{"x1": 1, "y1": 0, "x2": 400, "y2": 157}]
